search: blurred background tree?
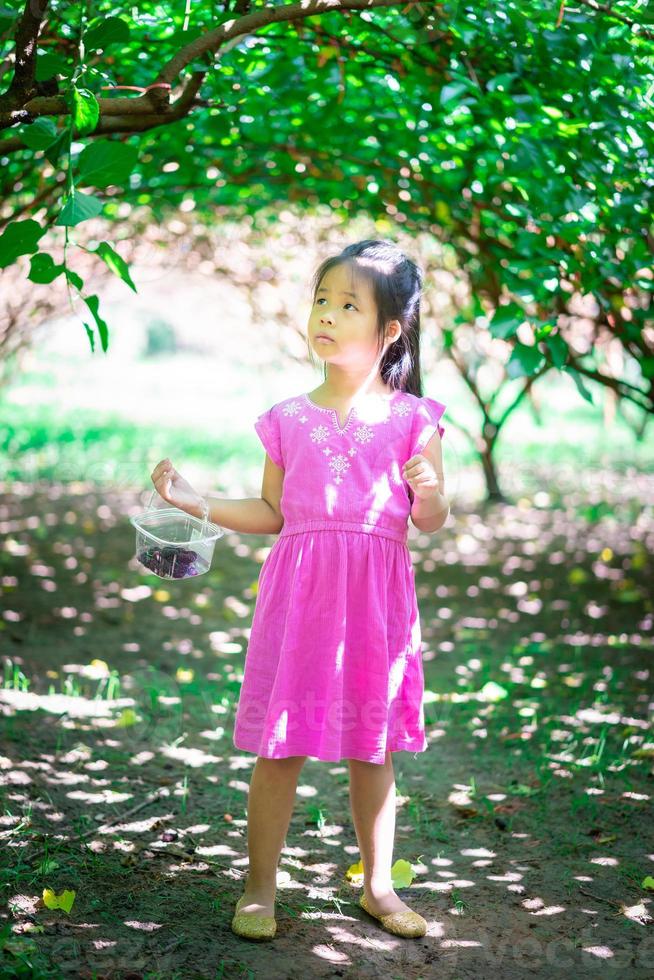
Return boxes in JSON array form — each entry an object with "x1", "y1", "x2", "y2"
[{"x1": 0, "y1": 0, "x2": 652, "y2": 501}]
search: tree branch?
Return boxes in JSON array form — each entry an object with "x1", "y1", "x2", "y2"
[
  {"x1": 566, "y1": 354, "x2": 652, "y2": 411},
  {"x1": 0, "y1": 0, "x2": 405, "y2": 139},
  {"x1": 2, "y1": 0, "x2": 50, "y2": 104},
  {"x1": 155, "y1": 0, "x2": 402, "y2": 89}
]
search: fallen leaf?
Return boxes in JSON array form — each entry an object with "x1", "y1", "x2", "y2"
[
  {"x1": 391, "y1": 859, "x2": 416, "y2": 888},
  {"x1": 345, "y1": 860, "x2": 364, "y2": 882},
  {"x1": 42, "y1": 888, "x2": 76, "y2": 914},
  {"x1": 115, "y1": 708, "x2": 140, "y2": 728},
  {"x1": 345, "y1": 858, "x2": 417, "y2": 888}
]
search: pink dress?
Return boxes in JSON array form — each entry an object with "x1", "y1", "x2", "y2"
[{"x1": 232, "y1": 389, "x2": 446, "y2": 765}]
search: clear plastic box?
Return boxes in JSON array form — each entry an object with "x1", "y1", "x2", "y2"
[{"x1": 130, "y1": 489, "x2": 223, "y2": 580}]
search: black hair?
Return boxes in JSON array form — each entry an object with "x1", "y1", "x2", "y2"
[{"x1": 308, "y1": 239, "x2": 424, "y2": 397}]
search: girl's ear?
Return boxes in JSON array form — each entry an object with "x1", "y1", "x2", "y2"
[{"x1": 386, "y1": 320, "x2": 402, "y2": 343}]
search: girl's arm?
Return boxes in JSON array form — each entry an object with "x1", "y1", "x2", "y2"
[
  {"x1": 404, "y1": 433, "x2": 450, "y2": 534},
  {"x1": 190, "y1": 453, "x2": 283, "y2": 534}
]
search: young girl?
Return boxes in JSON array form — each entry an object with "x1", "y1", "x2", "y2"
[{"x1": 150, "y1": 239, "x2": 449, "y2": 942}]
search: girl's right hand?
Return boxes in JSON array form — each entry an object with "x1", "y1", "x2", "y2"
[{"x1": 150, "y1": 458, "x2": 204, "y2": 515}]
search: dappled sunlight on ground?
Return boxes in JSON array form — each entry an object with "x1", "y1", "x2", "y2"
[{"x1": 0, "y1": 482, "x2": 652, "y2": 976}]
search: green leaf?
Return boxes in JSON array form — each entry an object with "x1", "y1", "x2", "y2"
[
  {"x1": 93, "y1": 242, "x2": 137, "y2": 292},
  {"x1": 68, "y1": 86, "x2": 100, "y2": 136},
  {"x1": 55, "y1": 191, "x2": 104, "y2": 227},
  {"x1": 439, "y1": 81, "x2": 470, "y2": 106},
  {"x1": 83, "y1": 294, "x2": 109, "y2": 352},
  {"x1": 78, "y1": 140, "x2": 138, "y2": 188},
  {"x1": 35, "y1": 51, "x2": 70, "y2": 82},
  {"x1": 42, "y1": 888, "x2": 76, "y2": 914},
  {"x1": 38, "y1": 859, "x2": 59, "y2": 875},
  {"x1": 83, "y1": 321, "x2": 95, "y2": 353},
  {"x1": 563, "y1": 366, "x2": 594, "y2": 404},
  {"x1": 19, "y1": 118, "x2": 58, "y2": 151},
  {"x1": 28, "y1": 253, "x2": 65, "y2": 284},
  {"x1": 486, "y1": 72, "x2": 519, "y2": 93},
  {"x1": 65, "y1": 268, "x2": 84, "y2": 291},
  {"x1": 489, "y1": 303, "x2": 526, "y2": 340},
  {"x1": 44, "y1": 129, "x2": 69, "y2": 167},
  {"x1": 85, "y1": 16, "x2": 131, "y2": 51},
  {"x1": 507, "y1": 342, "x2": 545, "y2": 378},
  {"x1": 0, "y1": 11, "x2": 17, "y2": 35},
  {"x1": 545, "y1": 332, "x2": 569, "y2": 368},
  {"x1": 390, "y1": 859, "x2": 416, "y2": 889},
  {"x1": 0, "y1": 219, "x2": 47, "y2": 268}
]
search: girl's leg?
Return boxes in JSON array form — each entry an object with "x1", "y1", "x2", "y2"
[
  {"x1": 238, "y1": 754, "x2": 307, "y2": 917},
  {"x1": 348, "y1": 749, "x2": 416, "y2": 917}
]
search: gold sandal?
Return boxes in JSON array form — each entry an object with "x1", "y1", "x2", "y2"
[
  {"x1": 359, "y1": 893, "x2": 427, "y2": 938},
  {"x1": 231, "y1": 895, "x2": 277, "y2": 941}
]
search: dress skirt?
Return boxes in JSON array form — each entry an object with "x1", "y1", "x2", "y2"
[{"x1": 232, "y1": 519, "x2": 428, "y2": 766}]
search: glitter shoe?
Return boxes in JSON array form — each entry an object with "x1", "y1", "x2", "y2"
[
  {"x1": 359, "y1": 893, "x2": 427, "y2": 938},
  {"x1": 231, "y1": 895, "x2": 277, "y2": 940}
]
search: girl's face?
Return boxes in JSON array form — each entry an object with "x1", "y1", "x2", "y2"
[{"x1": 308, "y1": 263, "x2": 399, "y2": 370}]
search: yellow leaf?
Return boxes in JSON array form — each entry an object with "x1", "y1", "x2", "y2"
[
  {"x1": 632, "y1": 746, "x2": 654, "y2": 759},
  {"x1": 153, "y1": 589, "x2": 170, "y2": 602},
  {"x1": 345, "y1": 860, "x2": 364, "y2": 881},
  {"x1": 115, "y1": 708, "x2": 140, "y2": 728},
  {"x1": 176, "y1": 667, "x2": 194, "y2": 683},
  {"x1": 391, "y1": 859, "x2": 416, "y2": 888},
  {"x1": 42, "y1": 888, "x2": 76, "y2": 913}
]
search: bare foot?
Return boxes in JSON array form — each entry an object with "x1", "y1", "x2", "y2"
[{"x1": 363, "y1": 887, "x2": 414, "y2": 918}]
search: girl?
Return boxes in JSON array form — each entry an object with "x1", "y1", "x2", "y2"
[{"x1": 150, "y1": 239, "x2": 449, "y2": 942}]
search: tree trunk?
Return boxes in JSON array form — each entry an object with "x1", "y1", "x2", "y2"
[{"x1": 480, "y1": 437, "x2": 508, "y2": 503}]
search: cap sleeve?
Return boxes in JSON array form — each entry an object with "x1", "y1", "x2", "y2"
[
  {"x1": 254, "y1": 405, "x2": 284, "y2": 469},
  {"x1": 410, "y1": 396, "x2": 446, "y2": 457}
]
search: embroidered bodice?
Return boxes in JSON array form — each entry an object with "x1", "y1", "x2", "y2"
[{"x1": 254, "y1": 390, "x2": 446, "y2": 544}]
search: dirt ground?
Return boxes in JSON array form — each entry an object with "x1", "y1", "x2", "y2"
[{"x1": 1, "y1": 481, "x2": 653, "y2": 979}]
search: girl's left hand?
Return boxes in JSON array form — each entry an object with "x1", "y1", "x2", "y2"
[{"x1": 402, "y1": 454, "x2": 443, "y2": 500}]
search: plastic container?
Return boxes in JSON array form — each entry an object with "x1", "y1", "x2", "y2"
[{"x1": 130, "y1": 489, "x2": 224, "y2": 580}]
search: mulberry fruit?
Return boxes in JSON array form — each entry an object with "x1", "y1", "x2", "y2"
[{"x1": 138, "y1": 545, "x2": 208, "y2": 578}]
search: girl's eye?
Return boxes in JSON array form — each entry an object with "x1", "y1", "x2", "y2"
[{"x1": 315, "y1": 298, "x2": 357, "y2": 310}]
